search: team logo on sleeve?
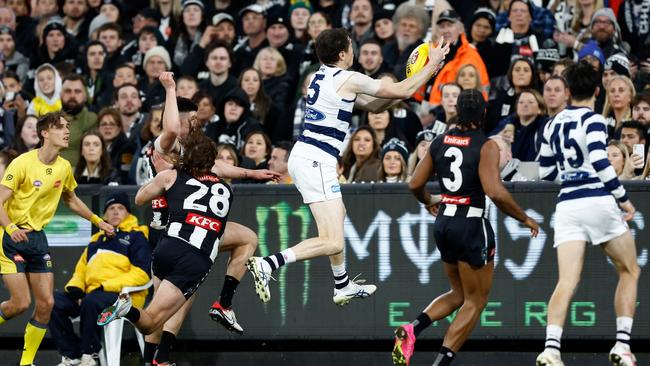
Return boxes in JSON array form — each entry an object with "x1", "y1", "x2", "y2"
[
  {"x1": 46, "y1": 168, "x2": 52, "y2": 175},
  {"x1": 5, "y1": 174, "x2": 12, "y2": 180}
]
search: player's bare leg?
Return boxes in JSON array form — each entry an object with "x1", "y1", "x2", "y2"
[
  {"x1": 601, "y1": 231, "x2": 640, "y2": 366},
  {"x1": 537, "y1": 241, "x2": 586, "y2": 366},
  {"x1": 393, "y1": 263, "x2": 464, "y2": 366},
  {"x1": 247, "y1": 198, "x2": 376, "y2": 304}
]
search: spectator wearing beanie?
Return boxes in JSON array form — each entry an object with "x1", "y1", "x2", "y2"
[
  {"x1": 466, "y1": 7, "x2": 498, "y2": 78},
  {"x1": 173, "y1": 0, "x2": 206, "y2": 69},
  {"x1": 535, "y1": 39, "x2": 560, "y2": 84},
  {"x1": 0, "y1": 26, "x2": 28, "y2": 83},
  {"x1": 373, "y1": 8, "x2": 395, "y2": 46},
  {"x1": 576, "y1": 8, "x2": 627, "y2": 60},
  {"x1": 578, "y1": 39, "x2": 606, "y2": 70},
  {"x1": 207, "y1": 87, "x2": 262, "y2": 151},
  {"x1": 603, "y1": 53, "x2": 631, "y2": 88},
  {"x1": 266, "y1": 11, "x2": 304, "y2": 87},
  {"x1": 31, "y1": 17, "x2": 79, "y2": 70},
  {"x1": 379, "y1": 137, "x2": 410, "y2": 183},
  {"x1": 142, "y1": 46, "x2": 171, "y2": 110},
  {"x1": 290, "y1": 1, "x2": 313, "y2": 44}
]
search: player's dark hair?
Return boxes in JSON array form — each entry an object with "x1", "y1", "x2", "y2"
[
  {"x1": 564, "y1": 60, "x2": 599, "y2": 101},
  {"x1": 456, "y1": 89, "x2": 486, "y2": 129},
  {"x1": 37, "y1": 111, "x2": 68, "y2": 145},
  {"x1": 315, "y1": 28, "x2": 351, "y2": 66},
  {"x1": 619, "y1": 120, "x2": 646, "y2": 140},
  {"x1": 180, "y1": 126, "x2": 218, "y2": 177}
]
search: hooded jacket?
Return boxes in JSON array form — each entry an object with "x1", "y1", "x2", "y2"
[
  {"x1": 65, "y1": 214, "x2": 151, "y2": 308},
  {"x1": 26, "y1": 63, "x2": 63, "y2": 117},
  {"x1": 206, "y1": 88, "x2": 262, "y2": 150}
]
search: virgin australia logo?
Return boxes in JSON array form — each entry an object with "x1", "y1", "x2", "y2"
[{"x1": 305, "y1": 107, "x2": 325, "y2": 122}]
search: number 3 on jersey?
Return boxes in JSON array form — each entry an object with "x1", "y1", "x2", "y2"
[
  {"x1": 183, "y1": 178, "x2": 231, "y2": 217},
  {"x1": 442, "y1": 147, "x2": 463, "y2": 192}
]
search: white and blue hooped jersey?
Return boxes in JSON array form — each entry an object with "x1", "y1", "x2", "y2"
[
  {"x1": 538, "y1": 106, "x2": 628, "y2": 203},
  {"x1": 292, "y1": 65, "x2": 355, "y2": 166}
]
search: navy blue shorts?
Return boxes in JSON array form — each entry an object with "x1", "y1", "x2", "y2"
[{"x1": 0, "y1": 230, "x2": 52, "y2": 274}]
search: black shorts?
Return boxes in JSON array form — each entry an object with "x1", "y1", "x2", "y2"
[
  {"x1": 148, "y1": 227, "x2": 165, "y2": 251},
  {"x1": 0, "y1": 230, "x2": 52, "y2": 274},
  {"x1": 433, "y1": 216, "x2": 496, "y2": 267},
  {"x1": 152, "y1": 236, "x2": 213, "y2": 299}
]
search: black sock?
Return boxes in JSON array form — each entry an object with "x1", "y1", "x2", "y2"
[
  {"x1": 412, "y1": 313, "x2": 432, "y2": 337},
  {"x1": 155, "y1": 331, "x2": 176, "y2": 363},
  {"x1": 143, "y1": 341, "x2": 158, "y2": 363},
  {"x1": 263, "y1": 253, "x2": 285, "y2": 271},
  {"x1": 219, "y1": 275, "x2": 240, "y2": 308},
  {"x1": 432, "y1": 346, "x2": 455, "y2": 366},
  {"x1": 124, "y1": 307, "x2": 140, "y2": 323}
]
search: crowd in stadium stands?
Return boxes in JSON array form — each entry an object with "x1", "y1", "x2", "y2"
[{"x1": 0, "y1": 0, "x2": 648, "y2": 185}]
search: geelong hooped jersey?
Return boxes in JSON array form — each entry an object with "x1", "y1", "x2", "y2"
[
  {"x1": 294, "y1": 65, "x2": 355, "y2": 165},
  {"x1": 429, "y1": 128, "x2": 489, "y2": 215},
  {"x1": 165, "y1": 170, "x2": 232, "y2": 261},
  {"x1": 538, "y1": 106, "x2": 628, "y2": 203}
]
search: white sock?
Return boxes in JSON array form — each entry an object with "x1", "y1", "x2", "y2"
[
  {"x1": 545, "y1": 324, "x2": 563, "y2": 352},
  {"x1": 331, "y1": 263, "x2": 350, "y2": 289},
  {"x1": 616, "y1": 316, "x2": 633, "y2": 346},
  {"x1": 280, "y1": 248, "x2": 296, "y2": 264}
]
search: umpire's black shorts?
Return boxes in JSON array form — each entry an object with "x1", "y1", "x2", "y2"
[
  {"x1": 152, "y1": 236, "x2": 213, "y2": 299},
  {"x1": 434, "y1": 214, "x2": 496, "y2": 268}
]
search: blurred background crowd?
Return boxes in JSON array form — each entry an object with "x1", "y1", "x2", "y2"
[{"x1": 0, "y1": 0, "x2": 648, "y2": 185}]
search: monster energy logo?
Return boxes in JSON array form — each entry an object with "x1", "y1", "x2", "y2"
[{"x1": 256, "y1": 201, "x2": 312, "y2": 325}]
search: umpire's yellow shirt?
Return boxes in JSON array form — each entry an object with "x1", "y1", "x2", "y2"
[{"x1": 1, "y1": 150, "x2": 77, "y2": 231}]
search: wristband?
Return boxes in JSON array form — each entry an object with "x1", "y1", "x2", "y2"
[
  {"x1": 90, "y1": 214, "x2": 104, "y2": 226},
  {"x1": 5, "y1": 223, "x2": 19, "y2": 236}
]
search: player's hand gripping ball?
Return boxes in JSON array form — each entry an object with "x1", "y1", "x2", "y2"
[{"x1": 406, "y1": 42, "x2": 430, "y2": 78}]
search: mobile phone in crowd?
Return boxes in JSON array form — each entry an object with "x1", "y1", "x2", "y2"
[{"x1": 633, "y1": 143, "x2": 645, "y2": 175}]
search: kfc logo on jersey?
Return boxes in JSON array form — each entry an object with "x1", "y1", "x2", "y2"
[
  {"x1": 151, "y1": 196, "x2": 168, "y2": 209},
  {"x1": 443, "y1": 135, "x2": 470, "y2": 147},
  {"x1": 441, "y1": 194, "x2": 470, "y2": 205},
  {"x1": 185, "y1": 213, "x2": 222, "y2": 232}
]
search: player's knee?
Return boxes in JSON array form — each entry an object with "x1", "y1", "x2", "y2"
[
  {"x1": 450, "y1": 291, "x2": 464, "y2": 308},
  {"x1": 620, "y1": 261, "x2": 641, "y2": 280},
  {"x1": 36, "y1": 296, "x2": 55, "y2": 313},
  {"x1": 555, "y1": 278, "x2": 579, "y2": 295},
  {"x1": 326, "y1": 239, "x2": 344, "y2": 255},
  {"x1": 10, "y1": 296, "x2": 31, "y2": 315}
]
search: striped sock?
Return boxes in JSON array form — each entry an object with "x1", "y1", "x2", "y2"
[
  {"x1": 263, "y1": 253, "x2": 285, "y2": 271},
  {"x1": 616, "y1": 316, "x2": 633, "y2": 346},
  {"x1": 331, "y1": 263, "x2": 349, "y2": 289},
  {"x1": 20, "y1": 319, "x2": 47, "y2": 365},
  {"x1": 432, "y1": 346, "x2": 455, "y2": 365},
  {"x1": 544, "y1": 324, "x2": 563, "y2": 352}
]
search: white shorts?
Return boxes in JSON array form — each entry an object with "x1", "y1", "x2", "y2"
[
  {"x1": 288, "y1": 153, "x2": 342, "y2": 204},
  {"x1": 554, "y1": 195, "x2": 628, "y2": 247}
]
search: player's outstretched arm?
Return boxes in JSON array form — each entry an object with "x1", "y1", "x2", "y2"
[
  {"x1": 211, "y1": 159, "x2": 280, "y2": 181},
  {"x1": 346, "y1": 38, "x2": 450, "y2": 108},
  {"x1": 408, "y1": 152, "x2": 442, "y2": 216},
  {"x1": 158, "y1": 72, "x2": 180, "y2": 154},
  {"x1": 62, "y1": 190, "x2": 115, "y2": 236},
  {"x1": 479, "y1": 140, "x2": 539, "y2": 237},
  {"x1": 135, "y1": 169, "x2": 177, "y2": 205}
]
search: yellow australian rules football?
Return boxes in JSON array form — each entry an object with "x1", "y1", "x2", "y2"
[{"x1": 406, "y1": 42, "x2": 430, "y2": 78}]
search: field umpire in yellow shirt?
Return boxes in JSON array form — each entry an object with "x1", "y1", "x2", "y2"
[{"x1": 0, "y1": 112, "x2": 114, "y2": 366}]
